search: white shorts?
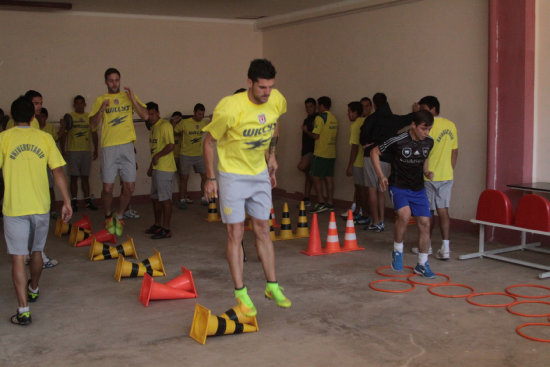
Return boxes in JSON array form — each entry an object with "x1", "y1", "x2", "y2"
[
  {"x1": 4, "y1": 214, "x2": 50, "y2": 255},
  {"x1": 101, "y1": 142, "x2": 136, "y2": 184},
  {"x1": 363, "y1": 157, "x2": 389, "y2": 191},
  {"x1": 151, "y1": 170, "x2": 174, "y2": 202},
  {"x1": 425, "y1": 180, "x2": 453, "y2": 211},
  {"x1": 218, "y1": 169, "x2": 271, "y2": 224}
]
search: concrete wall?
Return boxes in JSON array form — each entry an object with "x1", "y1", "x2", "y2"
[
  {"x1": 262, "y1": 0, "x2": 488, "y2": 220},
  {"x1": 0, "y1": 10, "x2": 261, "y2": 199}
]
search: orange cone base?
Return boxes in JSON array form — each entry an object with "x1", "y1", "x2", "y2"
[
  {"x1": 165, "y1": 266, "x2": 198, "y2": 296},
  {"x1": 340, "y1": 246, "x2": 365, "y2": 252},
  {"x1": 139, "y1": 273, "x2": 196, "y2": 307}
]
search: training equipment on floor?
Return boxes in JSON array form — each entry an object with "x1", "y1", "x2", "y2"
[
  {"x1": 139, "y1": 266, "x2": 197, "y2": 307},
  {"x1": 341, "y1": 210, "x2": 365, "y2": 252},
  {"x1": 54, "y1": 218, "x2": 71, "y2": 237},
  {"x1": 301, "y1": 213, "x2": 323, "y2": 256},
  {"x1": 205, "y1": 195, "x2": 222, "y2": 222},
  {"x1": 89, "y1": 236, "x2": 138, "y2": 261},
  {"x1": 76, "y1": 228, "x2": 116, "y2": 248},
  {"x1": 324, "y1": 211, "x2": 341, "y2": 254},
  {"x1": 114, "y1": 249, "x2": 166, "y2": 282},
  {"x1": 275, "y1": 202, "x2": 294, "y2": 241},
  {"x1": 189, "y1": 303, "x2": 259, "y2": 345},
  {"x1": 294, "y1": 201, "x2": 309, "y2": 239}
]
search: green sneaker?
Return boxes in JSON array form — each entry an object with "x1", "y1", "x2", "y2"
[
  {"x1": 27, "y1": 281, "x2": 39, "y2": 303},
  {"x1": 105, "y1": 216, "x2": 116, "y2": 234},
  {"x1": 265, "y1": 282, "x2": 291, "y2": 308},
  {"x1": 11, "y1": 310, "x2": 31, "y2": 326},
  {"x1": 234, "y1": 286, "x2": 257, "y2": 317},
  {"x1": 115, "y1": 217, "x2": 124, "y2": 237}
]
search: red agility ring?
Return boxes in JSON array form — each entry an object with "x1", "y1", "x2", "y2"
[
  {"x1": 369, "y1": 279, "x2": 415, "y2": 293},
  {"x1": 407, "y1": 273, "x2": 451, "y2": 286},
  {"x1": 428, "y1": 283, "x2": 476, "y2": 298},
  {"x1": 516, "y1": 323, "x2": 550, "y2": 343},
  {"x1": 506, "y1": 300, "x2": 550, "y2": 317},
  {"x1": 505, "y1": 284, "x2": 550, "y2": 299},
  {"x1": 466, "y1": 292, "x2": 517, "y2": 307},
  {"x1": 375, "y1": 265, "x2": 415, "y2": 278}
]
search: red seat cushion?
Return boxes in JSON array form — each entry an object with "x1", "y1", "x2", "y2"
[
  {"x1": 514, "y1": 194, "x2": 550, "y2": 232},
  {"x1": 476, "y1": 189, "x2": 514, "y2": 225}
]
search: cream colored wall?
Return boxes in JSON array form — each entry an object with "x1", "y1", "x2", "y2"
[
  {"x1": 0, "y1": 10, "x2": 261, "y2": 199},
  {"x1": 263, "y1": 0, "x2": 488, "y2": 220},
  {"x1": 534, "y1": 0, "x2": 550, "y2": 181}
]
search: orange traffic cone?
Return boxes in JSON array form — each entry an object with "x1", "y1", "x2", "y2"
[
  {"x1": 341, "y1": 210, "x2": 365, "y2": 252},
  {"x1": 301, "y1": 213, "x2": 323, "y2": 256},
  {"x1": 270, "y1": 206, "x2": 280, "y2": 228},
  {"x1": 294, "y1": 201, "x2": 309, "y2": 238},
  {"x1": 165, "y1": 266, "x2": 198, "y2": 296},
  {"x1": 189, "y1": 304, "x2": 258, "y2": 345},
  {"x1": 323, "y1": 211, "x2": 341, "y2": 254},
  {"x1": 73, "y1": 214, "x2": 92, "y2": 230},
  {"x1": 77, "y1": 228, "x2": 116, "y2": 248},
  {"x1": 276, "y1": 202, "x2": 294, "y2": 240},
  {"x1": 205, "y1": 194, "x2": 222, "y2": 222},
  {"x1": 139, "y1": 273, "x2": 196, "y2": 307}
]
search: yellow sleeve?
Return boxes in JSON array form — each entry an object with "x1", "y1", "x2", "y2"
[
  {"x1": 312, "y1": 115, "x2": 323, "y2": 135},
  {"x1": 203, "y1": 97, "x2": 233, "y2": 141},
  {"x1": 174, "y1": 121, "x2": 184, "y2": 134},
  {"x1": 89, "y1": 96, "x2": 103, "y2": 117}
]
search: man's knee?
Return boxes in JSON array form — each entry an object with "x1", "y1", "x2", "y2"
[
  {"x1": 102, "y1": 183, "x2": 114, "y2": 194},
  {"x1": 123, "y1": 182, "x2": 135, "y2": 195}
]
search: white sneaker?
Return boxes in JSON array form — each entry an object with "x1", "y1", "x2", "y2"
[
  {"x1": 123, "y1": 209, "x2": 140, "y2": 219},
  {"x1": 436, "y1": 248, "x2": 450, "y2": 260},
  {"x1": 411, "y1": 247, "x2": 432, "y2": 255}
]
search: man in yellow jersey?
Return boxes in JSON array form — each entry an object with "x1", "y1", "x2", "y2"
[
  {"x1": 0, "y1": 96, "x2": 72, "y2": 325},
  {"x1": 5, "y1": 90, "x2": 41, "y2": 130},
  {"x1": 145, "y1": 102, "x2": 176, "y2": 239},
  {"x1": 89, "y1": 67, "x2": 148, "y2": 236},
  {"x1": 345, "y1": 101, "x2": 370, "y2": 225},
  {"x1": 310, "y1": 96, "x2": 339, "y2": 213},
  {"x1": 60, "y1": 95, "x2": 99, "y2": 213},
  {"x1": 203, "y1": 59, "x2": 291, "y2": 316},
  {"x1": 411, "y1": 96, "x2": 458, "y2": 260},
  {"x1": 174, "y1": 103, "x2": 209, "y2": 208}
]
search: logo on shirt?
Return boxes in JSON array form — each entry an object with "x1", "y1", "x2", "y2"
[
  {"x1": 9, "y1": 144, "x2": 45, "y2": 160},
  {"x1": 244, "y1": 137, "x2": 271, "y2": 150},
  {"x1": 422, "y1": 147, "x2": 430, "y2": 157},
  {"x1": 75, "y1": 132, "x2": 87, "y2": 138},
  {"x1": 258, "y1": 114, "x2": 266, "y2": 124},
  {"x1": 108, "y1": 115, "x2": 128, "y2": 126},
  {"x1": 402, "y1": 147, "x2": 412, "y2": 158},
  {"x1": 191, "y1": 137, "x2": 201, "y2": 144}
]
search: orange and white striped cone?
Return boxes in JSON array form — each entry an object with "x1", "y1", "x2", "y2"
[
  {"x1": 341, "y1": 210, "x2": 365, "y2": 252},
  {"x1": 323, "y1": 211, "x2": 341, "y2": 254},
  {"x1": 270, "y1": 206, "x2": 280, "y2": 228},
  {"x1": 276, "y1": 202, "x2": 294, "y2": 240},
  {"x1": 294, "y1": 201, "x2": 309, "y2": 238}
]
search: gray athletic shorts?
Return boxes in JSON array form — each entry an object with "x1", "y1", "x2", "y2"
[
  {"x1": 47, "y1": 168, "x2": 53, "y2": 188},
  {"x1": 101, "y1": 142, "x2": 136, "y2": 183},
  {"x1": 353, "y1": 166, "x2": 365, "y2": 186},
  {"x1": 175, "y1": 156, "x2": 181, "y2": 172},
  {"x1": 68, "y1": 151, "x2": 92, "y2": 177},
  {"x1": 3, "y1": 214, "x2": 50, "y2": 255},
  {"x1": 218, "y1": 169, "x2": 271, "y2": 224},
  {"x1": 425, "y1": 180, "x2": 453, "y2": 210},
  {"x1": 363, "y1": 157, "x2": 390, "y2": 191},
  {"x1": 179, "y1": 154, "x2": 206, "y2": 175},
  {"x1": 150, "y1": 170, "x2": 174, "y2": 201}
]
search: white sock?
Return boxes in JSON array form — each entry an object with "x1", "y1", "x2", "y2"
[
  {"x1": 28, "y1": 284, "x2": 38, "y2": 293},
  {"x1": 418, "y1": 253, "x2": 429, "y2": 265},
  {"x1": 351, "y1": 202, "x2": 356, "y2": 212},
  {"x1": 441, "y1": 240, "x2": 450, "y2": 252},
  {"x1": 393, "y1": 242, "x2": 403, "y2": 253},
  {"x1": 18, "y1": 306, "x2": 29, "y2": 313}
]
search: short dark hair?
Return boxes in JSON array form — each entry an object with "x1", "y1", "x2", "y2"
[
  {"x1": 372, "y1": 93, "x2": 387, "y2": 108},
  {"x1": 104, "y1": 67, "x2": 120, "y2": 80},
  {"x1": 234, "y1": 88, "x2": 247, "y2": 94},
  {"x1": 317, "y1": 96, "x2": 331, "y2": 110},
  {"x1": 24, "y1": 90, "x2": 42, "y2": 100},
  {"x1": 412, "y1": 110, "x2": 434, "y2": 127},
  {"x1": 360, "y1": 97, "x2": 372, "y2": 104},
  {"x1": 40, "y1": 107, "x2": 48, "y2": 117},
  {"x1": 418, "y1": 95, "x2": 440, "y2": 114},
  {"x1": 247, "y1": 59, "x2": 276, "y2": 82},
  {"x1": 74, "y1": 95, "x2": 85, "y2": 104},
  {"x1": 194, "y1": 103, "x2": 205, "y2": 112},
  {"x1": 146, "y1": 102, "x2": 159, "y2": 112},
  {"x1": 11, "y1": 96, "x2": 34, "y2": 123},
  {"x1": 304, "y1": 98, "x2": 316, "y2": 105},
  {"x1": 348, "y1": 101, "x2": 363, "y2": 116},
  {"x1": 171, "y1": 111, "x2": 183, "y2": 117}
]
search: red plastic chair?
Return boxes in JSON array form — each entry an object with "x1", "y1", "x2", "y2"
[
  {"x1": 475, "y1": 189, "x2": 514, "y2": 225},
  {"x1": 514, "y1": 194, "x2": 550, "y2": 232}
]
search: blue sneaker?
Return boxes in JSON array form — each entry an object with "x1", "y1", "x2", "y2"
[
  {"x1": 414, "y1": 262, "x2": 435, "y2": 279},
  {"x1": 391, "y1": 251, "x2": 403, "y2": 271}
]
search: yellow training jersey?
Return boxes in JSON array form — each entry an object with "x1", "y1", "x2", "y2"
[
  {"x1": 67, "y1": 112, "x2": 96, "y2": 152},
  {"x1": 313, "y1": 111, "x2": 338, "y2": 159},
  {"x1": 173, "y1": 125, "x2": 181, "y2": 160},
  {"x1": 41, "y1": 122, "x2": 58, "y2": 142},
  {"x1": 150, "y1": 118, "x2": 176, "y2": 172},
  {"x1": 6, "y1": 117, "x2": 40, "y2": 130},
  {"x1": 203, "y1": 89, "x2": 286, "y2": 175},
  {"x1": 175, "y1": 117, "x2": 208, "y2": 156},
  {"x1": 89, "y1": 92, "x2": 145, "y2": 148},
  {"x1": 349, "y1": 117, "x2": 365, "y2": 167},
  {"x1": 427, "y1": 116, "x2": 458, "y2": 181},
  {"x1": 0, "y1": 127, "x2": 66, "y2": 216}
]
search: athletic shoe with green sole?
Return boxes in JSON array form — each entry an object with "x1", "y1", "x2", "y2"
[
  {"x1": 11, "y1": 310, "x2": 31, "y2": 326},
  {"x1": 115, "y1": 217, "x2": 124, "y2": 237},
  {"x1": 234, "y1": 286, "x2": 257, "y2": 317},
  {"x1": 265, "y1": 283, "x2": 291, "y2": 308},
  {"x1": 105, "y1": 216, "x2": 116, "y2": 234},
  {"x1": 27, "y1": 281, "x2": 39, "y2": 303}
]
